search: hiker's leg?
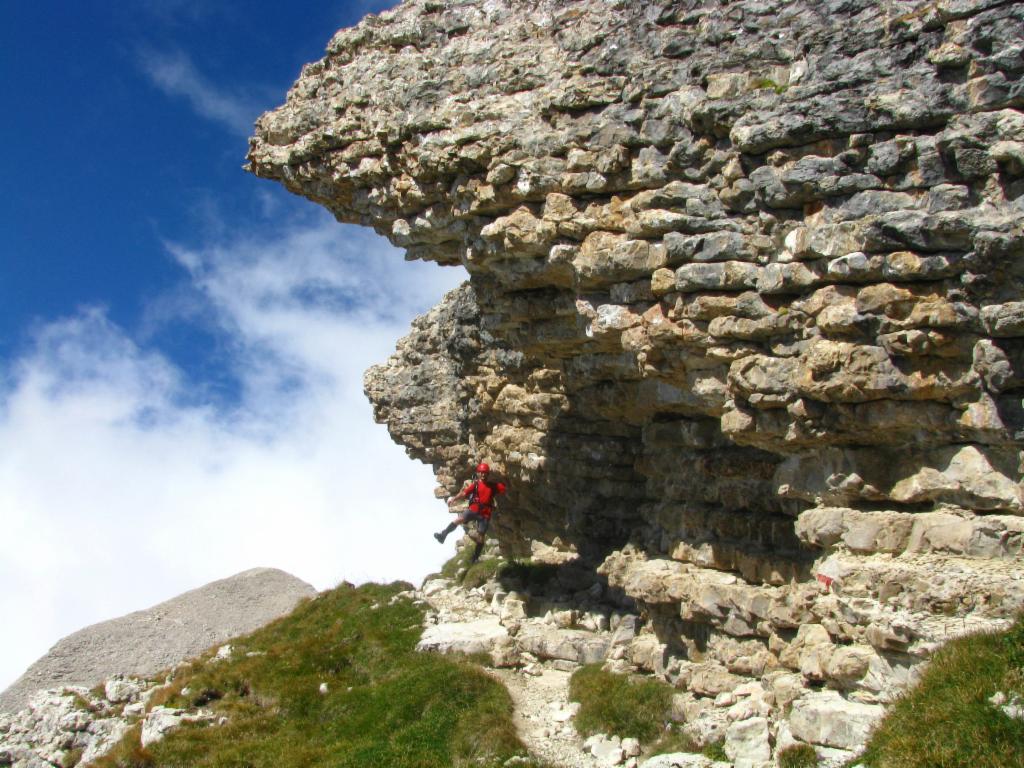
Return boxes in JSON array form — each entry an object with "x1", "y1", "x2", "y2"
[
  {"x1": 435, "y1": 516, "x2": 463, "y2": 542},
  {"x1": 470, "y1": 516, "x2": 488, "y2": 562}
]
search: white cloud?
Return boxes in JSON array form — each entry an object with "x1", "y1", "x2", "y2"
[
  {"x1": 0, "y1": 213, "x2": 467, "y2": 693},
  {"x1": 137, "y1": 48, "x2": 260, "y2": 135}
]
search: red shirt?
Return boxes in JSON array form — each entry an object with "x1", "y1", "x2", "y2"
[{"x1": 463, "y1": 480, "x2": 506, "y2": 518}]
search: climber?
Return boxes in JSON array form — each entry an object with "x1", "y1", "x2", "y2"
[{"x1": 434, "y1": 462, "x2": 507, "y2": 563}]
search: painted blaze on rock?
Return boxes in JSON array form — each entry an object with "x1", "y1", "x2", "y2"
[{"x1": 249, "y1": 0, "x2": 1024, "y2": 760}]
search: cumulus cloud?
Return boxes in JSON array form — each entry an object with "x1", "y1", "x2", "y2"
[
  {"x1": 137, "y1": 48, "x2": 261, "y2": 135},
  {"x1": 0, "y1": 212, "x2": 466, "y2": 692}
]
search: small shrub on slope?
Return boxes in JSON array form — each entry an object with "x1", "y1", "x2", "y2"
[
  {"x1": 701, "y1": 739, "x2": 729, "y2": 762},
  {"x1": 778, "y1": 742, "x2": 818, "y2": 768},
  {"x1": 855, "y1": 615, "x2": 1024, "y2": 768},
  {"x1": 438, "y1": 543, "x2": 475, "y2": 580},
  {"x1": 568, "y1": 665, "x2": 673, "y2": 744},
  {"x1": 648, "y1": 726, "x2": 698, "y2": 757},
  {"x1": 462, "y1": 556, "x2": 506, "y2": 589},
  {"x1": 435, "y1": 547, "x2": 559, "y2": 592},
  {"x1": 92, "y1": 582, "x2": 543, "y2": 768}
]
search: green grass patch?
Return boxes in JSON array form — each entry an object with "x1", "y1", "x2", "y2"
[
  {"x1": 462, "y1": 557, "x2": 506, "y2": 589},
  {"x1": 435, "y1": 548, "x2": 560, "y2": 594},
  {"x1": 778, "y1": 742, "x2": 818, "y2": 768},
  {"x1": 568, "y1": 665, "x2": 673, "y2": 744},
  {"x1": 70, "y1": 692, "x2": 99, "y2": 714},
  {"x1": 855, "y1": 616, "x2": 1024, "y2": 768},
  {"x1": 438, "y1": 544, "x2": 476, "y2": 580},
  {"x1": 94, "y1": 724, "x2": 152, "y2": 768},
  {"x1": 751, "y1": 76, "x2": 788, "y2": 94},
  {"x1": 91, "y1": 582, "x2": 543, "y2": 768},
  {"x1": 701, "y1": 739, "x2": 728, "y2": 762},
  {"x1": 434, "y1": 545, "x2": 505, "y2": 588},
  {"x1": 648, "y1": 727, "x2": 698, "y2": 756}
]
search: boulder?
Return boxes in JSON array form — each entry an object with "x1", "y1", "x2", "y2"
[
  {"x1": 788, "y1": 691, "x2": 885, "y2": 750},
  {"x1": 140, "y1": 706, "x2": 216, "y2": 748},
  {"x1": 416, "y1": 616, "x2": 509, "y2": 656},
  {"x1": 514, "y1": 623, "x2": 611, "y2": 665},
  {"x1": 104, "y1": 676, "x2": 144, "y2": 704},
  {"x1": 724, "y1": 716, "x2": 771, "y2": 768}
]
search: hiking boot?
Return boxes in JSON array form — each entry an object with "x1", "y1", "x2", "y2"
[{"x1": 433, "y1": 531, "x2": 445, "y2": 543}]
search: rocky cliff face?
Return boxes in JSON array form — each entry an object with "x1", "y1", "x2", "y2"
[{"x1": 248, "y1": 0, "x2": 1024, "y2": 752}]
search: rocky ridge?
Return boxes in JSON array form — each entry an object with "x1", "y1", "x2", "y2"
[
  {"x1": 247, "y1": 0, "x2": 1024, "y2": 763},
  {"x1": 0, "y1": 569, "x2": 316, "y2": 767},
  {"x1": 0, "y1": 569, "x2": 315, "y2": 715}
]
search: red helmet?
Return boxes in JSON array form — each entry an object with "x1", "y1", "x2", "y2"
[{"x1": 476, "y1": 462, "x2": 490, "y2": 473}]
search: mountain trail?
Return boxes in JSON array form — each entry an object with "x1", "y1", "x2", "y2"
[
  {"x1": 490, "y1": 665, "x2": 602, "y2": 768},
  {"x1": 415, "y1": 562, "x2": 610, "y2": 767}
]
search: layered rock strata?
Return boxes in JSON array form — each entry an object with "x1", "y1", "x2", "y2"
[{"x1": 249, "y1": 0, "x2": 1024, "y2": 761}]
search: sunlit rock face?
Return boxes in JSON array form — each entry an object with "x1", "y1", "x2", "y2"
[{"x1": 250, "y1": 0, "x2": 1024, "y2": 717}]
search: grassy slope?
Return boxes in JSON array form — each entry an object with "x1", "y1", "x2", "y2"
[
  {"x1": 92, "y1": 581, "x2": 544, "y2": 768},
  {"x1": 856, "y1": 616, "x2": 1024, "y2": 768}
]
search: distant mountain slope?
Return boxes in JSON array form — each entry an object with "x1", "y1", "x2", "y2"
[{"x1": 0, "y1": 568, "x2": 316, "y2": 713}]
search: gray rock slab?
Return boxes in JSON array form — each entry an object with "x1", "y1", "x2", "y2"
[
  {"x1": 416, "y1": 616, "x2": 509, "y2": 655},
  {"x1": 788, "y1": 690, "x2": 885, "y2": 751}
]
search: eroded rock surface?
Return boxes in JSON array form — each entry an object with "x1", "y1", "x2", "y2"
[
  {"x1": 0, "y1": 685, "x2": 139, "y2": 768},
  {"x1": 249, "y1": 0, "x2": 1024, "y2": 762},
  {"x1": 0, "y1": 676, "x2": 222, "y2": 768}
]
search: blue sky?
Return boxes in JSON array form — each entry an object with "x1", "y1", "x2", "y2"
[
  {"x1": 2, "y1": 0, "x2": 394, "y2": 382},
  {"x1": 0, "y1": 1, "x2": 467, "y2": 694}
]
